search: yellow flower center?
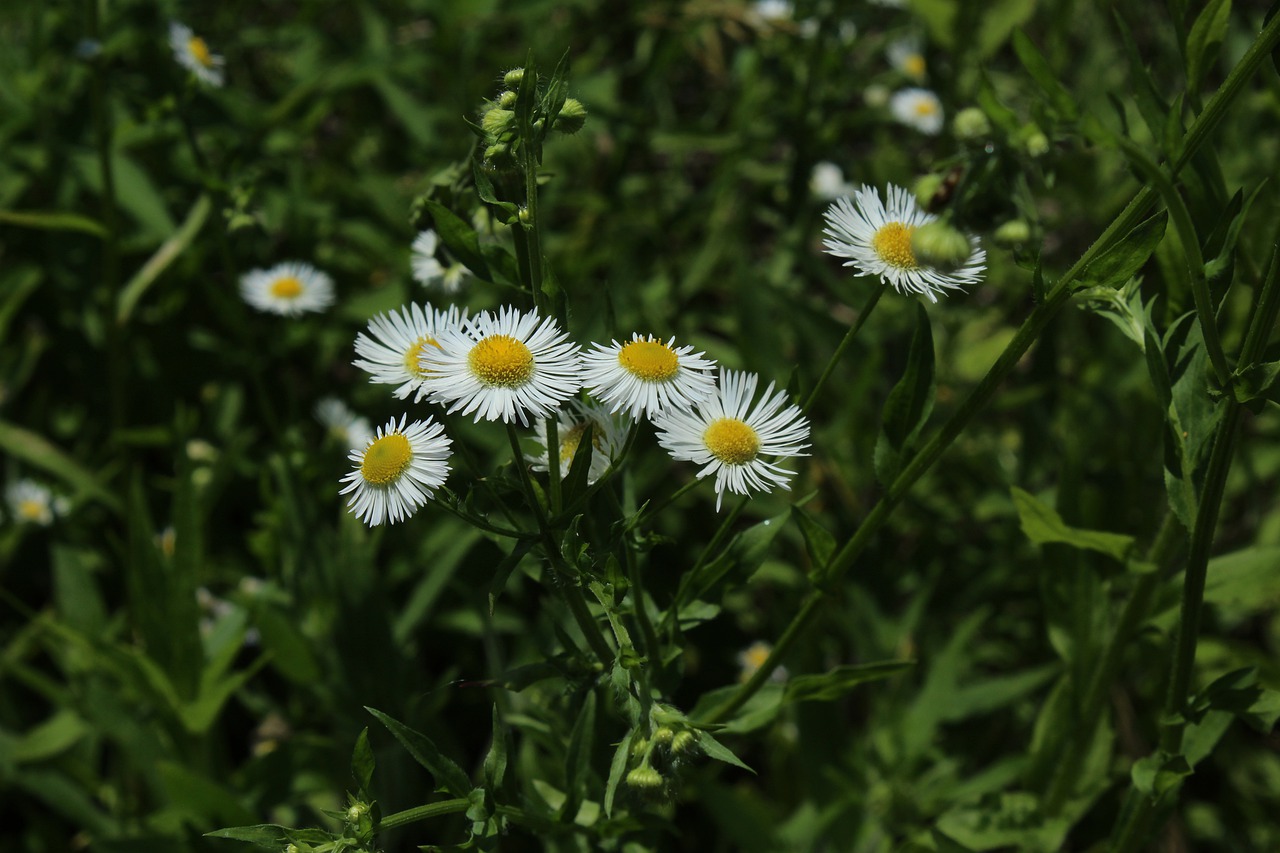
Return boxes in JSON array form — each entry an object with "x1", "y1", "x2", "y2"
[
  {"x1": 743, "y1": 644, "x2": 770, "y2": 670},
  {"x1": 17, "y1": 499, "x2": 45, "y2": 521},
  {"x1": 468, "y1": 334, "x2": 534, "y2": 387},
  {"x1": 914, "y1": 98, "x2": 938, "y2": 117},
  {"x1": 618, "y1": 339, "x2": 680, "y2": 382},
  {"x1": 360, "y1": 433, "x2": 413, "y2": 485},
  {"x1": 904, "y1": 54, "x2": 925, "y2": 79},
  {"x1": 703, "y1": 418, "x2": 760, "y2": 465},
  {"x1": 872, "y1": 222, "x2": 919, "y2": 269},
  {"x1": 269, "y1": 276, "x2": 303, "y2": 300},
  {"x1": 188, "y1": 36, "x2": 214, "y2": 69},
  {"x1": 558, "y1": 422, "x2": 605, "y2": 463},
  {"x1": 403, "y1": 337, "x2": 440, "y2": 379}
]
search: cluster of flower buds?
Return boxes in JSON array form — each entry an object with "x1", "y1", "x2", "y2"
[
  {"x1": 624, "y1": 705, "x2": 702, "y2": 798},
  {"x1": 479, "y1": 65, "x2": 587, "y2": 170}
]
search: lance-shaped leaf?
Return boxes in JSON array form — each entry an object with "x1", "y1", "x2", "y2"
[
  {"x1": 1011, "y1": 487, "x2": 1135, "y2": 562},
  {"x1": 366, "y1": 707, "x2": 472, "y2": 798}
]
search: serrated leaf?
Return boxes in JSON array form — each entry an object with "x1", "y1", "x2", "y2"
[
  {"x1": 366, "y1": 707, "x2": 472, "y2": 798},
  {"x1": 784, "y1": 661, "x2": 914, "y2": 704},
  {"x1": 1011, "y1": 487, "x2": 1135, "y2": 561},
  {"x1": 1186, "y1": 0, "x2": 1232, "y2": 91}
]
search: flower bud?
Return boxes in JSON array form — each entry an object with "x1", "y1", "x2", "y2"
[
  {"x1": 911, "y1": 221, "x2": 973, "y2": 271},
  {"x1": 1022, "y1": 127, "x2": 1050, "y2": 157},
  {"x1": 554, "y1": 98, "x2": 587, "y2": 134},
  {"x1": 625, "y1": 765, "x2": 663, "y2": 790},
  {"x1": 670, "y1": 730, "x2": 698, "y2": 755},
  {"x1": 912, "y1": 174, "x2": 944, "y2": 207},
  {"x1": 518, "y1": 206, "x2": 532, "y2": 225},
  {"x1": 482, "y1": 108, "x2": 514, "y2": 137},
  {"x1": 651, "y1": 726, "x2": 674, "y2": 746},
  {"x1": 496, "y1": 90, "x2": 517, "y2": 109},
  {"x1": 346, "y1": 802, "x2": 368, "y2": 823},
  {"x1": 503, "y1": 67, "x2": 524, "y2": 88},
  {"x1": 952, "y1": 107, "x2": 990, "y2": 140},
  {"x1": 484, "y1": 142, "x2": 510, "y2": 162},
  {"x1": 994, "y1": 219, "x2": 1031, "y2": 245},
  {"x1": 630, "y1": 736, "x2": 649, "y2": 757}
]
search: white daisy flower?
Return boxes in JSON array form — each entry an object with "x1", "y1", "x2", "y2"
[
  {"x1": 528, "y1": 398, "x2": 629, "y2": 485},
  {"x1": 353, "y1": 303, "x2": 467, "y2": 401},
  {"x1": 420, "y1": 306, "x2": 581, "y2": 426},
  {"x1": 822, "y1": 184, "x2": 985, "y2": 302},
  {"x1": 315, "y1": 397, "x2": 374, "y2": 452},
  {"x1": 240, "y1": 261, "x2": 334, "y2": 316},
  {"x1": 339, "y1": 415, "x2": 452, "y2": 526},
  {"x1": 169, "y1": 22, "x2": 224, "y2": 88},
  {"x1": 738, "y1": 641, "x2": 789, "y2": 683},
  {"x1": 653, "y1": 369, "x2": 811, "y2": 511},
  {"x1": 581, "y1": 333, "x2": 717, "y2": 420},
  {"x1": 752, "y1": 0, "x2": 793, "y2": 22},
  {"x1": 889, "y1": 88, "x2": 944, "y2": 135},
  {"x1": 810, "y1": 161, "x2": 855, "y2": 201},
  {"x1": 411, "y1": 230, "x2": 471, "y2": 294},
  {"x1": 887, "y1": 38, "x2": 927, "y2": 82},
  {"x1": 5, "y1": 480, "x2": 68, "y2": 526}
]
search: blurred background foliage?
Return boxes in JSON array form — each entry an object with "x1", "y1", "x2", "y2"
[{"x1": 2, "y1": 0, "x2": 1279, "y2": 850}]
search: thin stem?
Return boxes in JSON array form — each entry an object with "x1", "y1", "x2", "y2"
[
  {"x1": 378, "y1": 799, "x2": 470, "y2": 832},
  {"x1": 802, "y1": 280, "x2": 889, "y2": 414},
  {"x1": 1238, "y1": 242, "x2": 1280, "y2": 368},
  {"x1": 545, "y1": 417, "x2": 562, "y2": 514}
]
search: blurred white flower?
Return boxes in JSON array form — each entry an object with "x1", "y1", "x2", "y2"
[
  {"x1": 240, "y1": 261, "x2": 334, "y2": 316},
  {"x1": 810, "y1": 161, "x2": 855, "y2": 201},
  {"x1": 890, "y1": 88, "x2": 944, "y2": 135},
  {"x1": 169, "y1": 22, "x2": 224, "y2": 87},
  {"x1": 315, "y1": 397, "x2": 374, "y2": 452}
]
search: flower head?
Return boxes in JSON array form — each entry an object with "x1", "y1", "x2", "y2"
[
  {"x1": 581, "y1": 334, "x2": 717, "y2": 420},
  {"x1": 5, "y1": 480, "x2": 68, "y2": 526},
  {"x1": 810, "y1": 161, "x2": 855, "y2": 201},
  {"x1": 169, "y1": 22, "x2": 224, "y2": 87},
  {"x1": 889, "y1": 87, "x2": 944, "y2": 135},
  {"x1": 528, "y1": 398, "x2": 629, "y2": 485},
  {"x1": 653, "y1": 369, "x2": 810, "y2": 510},
  {"x1": 420, "y1": 307, "x2": 581, "y2": 426},
  {"x1": 411, "y1": 230, "x2": 471, "y2": 294},
  {"x1": 822, "y1": 184, "x2": 985, "y2": 302},
  {"x1": 887, "y1": 39, "x2": 927, "y2": 82},
  {"x1": 339, "y1": 415, "x2": 451, "y2": 526},
  {"x1": 315, "y1": 397, "x2": 374, "y2": 452},
  {"x1": 738, "y1": 641, "x2": 789, "y2": 683},
  {"x1": 240, "y1": 261, "x2": 334, "y2": 316},
  {"x1": 353, "y1": 303, "x2": 467, "y2": 400}
]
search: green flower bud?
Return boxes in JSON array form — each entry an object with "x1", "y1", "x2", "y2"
[
  {"x1": 482, "y1": 108, "x2": 514, "y2": 137},
  {"x1": 912, "y1": 174, "x2": 944, "y2": 207},
  {"x1": 670, "y1": 730, "x2": 698, "y2": 755},
  {"x1": 554, "y1": 98, "x2": 587, "y2": 134},
  {"x1": 484, "y1": 142, "x2": 510, "y2": 162},
  {"x1": 496, "y1": 90, "x2": 517, "y2": 109},
  {"x1": 994, "y1": 219, "x2": 1031, "y2": 245},
  {"x1": 625, "y1": 765, "x2": 663, "y2": 790},
  {"x1": 503, "y1": 67, "x2": 524, "y2": 88},
  {"x1": 630, "y1": 736, "x2": 649, "y2": 757},
  {"x1": 1021, "y1": 126, "x2": 1050, "y2": 157},
  {"x1": 910, "y1": 221, "x2": 973, "y2": 271},
  {"x1": 518, "y1": 206, "x2": 532, "y2": 225},
  {"x1": 346, "y1": 802, "x2": 368, "y2": 823},
  {"x1": 651, "y1": 726, "x2": 674, "y2": 746},
  {"x1": 952, "y1": 107, "x2": 990, "y2": 140}
]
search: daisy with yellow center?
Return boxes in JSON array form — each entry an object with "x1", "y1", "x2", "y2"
[
  {"x1": 353, "y1": 303, "x2": 467, "y2": 400},
  {"x1": 581, "y1": 333, "x2": 717, "y2": 420},
  {"x1": 168, "y1": 22, "x2": 224, "y2": 87},
  {"x1": 339, "y1": 415, "x2": 452, "y2": 526},
  {"x1": 822, "y1": 184, "x2": 986, "y2": 302},
  {"x1": 240, "y1": 261, "x2": 334, "y2": 316},
  {"x1": 889, "y1": 87, "x2": 944, "y2": 135},
  {"x1": 528, "y1": 399, "x2": 628, "y2": 485},
  {"x1": 887, "y1": 39, "x2": 927, "y2": 83},
  {"x1": 419, "y1": 306, "x2": 581, "y2": 426},
  {"x1": 315, "y1": 397, "x2": 374, "y2": 452},
  {"x1": 738, "y1": 641, "x2": 789, "y2": 683},
  {"x1": 5, "y1": 479, "x2": 68, "y2": 527},
  {"x1": 653, "y1": 369, "x2": 810, "y2": 511},
  {"x1": 411, "y1": 230, "x2": 471, "y2": 294}
]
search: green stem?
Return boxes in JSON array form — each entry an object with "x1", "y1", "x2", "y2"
[
  {"x1": 1238, "y1": 242, "x2": 1280, "y2": 368},
  {"x1": 522, "y1": 152, "x2": 548, "y2": 317},
  {"x1": 545, "y1": 416, "x2": 562, "y2": 514},
  {"x1": 802, "y1": 280, "x2": 889, "y2": 414},
  {"x1": 378, "y1": 798, "x2": 470, "y2": 831}
]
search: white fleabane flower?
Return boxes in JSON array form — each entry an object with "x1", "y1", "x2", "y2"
[
  {"x1": 420, "y1": 306, "x2": 581, "y2": 426},
  {"x1": 240, "y1": 261, "x2": 334, "y2": 316},
  {"x1": 528, "y1": 398, "x2": 628, "y2": 485},
  {"x1": 822, "y1": 183, "x2": 986, "y2": 302},
  {"x1": 169, "y1": 22, "x2": 224, "y2": 87},
  {"x1": 581, "y1": 333, "x2": 717, "y2": 420},
  {"x1": 654, "y1": 369, "x2": 811, "y2": 511},
  {"x1": 353, "y1": 303, "x2": 467, "y2": 400},
  {"x1": 5, "y1": 480, "x2": 68, "y2": 526},
  {"x1": 890, "y1": 87, "x2": 944, "y2": 135},
  {"x1": 753, "y1": 0, "x2": 792, "y2": 22},
  {"x1": 887, "y1": 38, "x2": 926, "y2": 82},
  {"x1": 411, "y1": 230, "x2": 471, "y2": 294},
  {"x1": 315, "y1": 397, "x2": 374, "y2": 452},
  {"x1": 810, "y1": 161, "x2": 854, "y2": 201},
  {"x1": 339, "y1": 415, "x2": 451, "y2": 526},
  {"x1": 738, "y1": 641, "x2": 789, "y2": 683}
]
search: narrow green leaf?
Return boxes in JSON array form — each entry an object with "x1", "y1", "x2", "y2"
[
  {"x1": 560, "y1": 691, "x2": 596, "y2": 820},
  {"x1": 1078, "y1": 212, "x2": 1168, "y2": 290},
  {"x1": 0, "y1": 208, "x2": 107, "y2": 237},
  {"x1": 791, "y1": 504, "x2": 835, "y2": 570},
  {"x1": 679, "y1": 512, "x2": 788, "y2": 606},
  {"x1": 604, "y1": 727, "x2": 640, "y2": 817},
  {"x1": 696, "y1": 730, "x2": 754, "y2": 774},
  {"x1": 116, "y1": 194, "x2": 211, "y2": 324},
  {"x1": 483, "y1": 705, "x2": 508, "y2": 791},
  {"x1": 12, "y1": 710, "x2": 89, "y2": 763},
  {"x1": 874, "y1": 303, "x2": 935, "y2": 485},
  {"x1": 423, "y1": 199, "x2": 491, "y2": 280},
  {"x1": 203, "y1": 825, "x2": 291, "y2": 848},
  {"x1": 0, "y1": 420, "x2": 120, "y2": 511},
  {"x1": 1011, "y1": 487, "x2": 1135, "y2": 561},
  {"x1": 784, "y1": 661, "x2": 914, "y2": 704},
  {"x1": 352, "y1": 728, "x2": 375, "y2": 796},
  {"x1": 1131, "y1": 751, "x2": 1192, "y2": 797},
  {"x1": 1186, "y1": 0, "x2": 1232, "y2": 90},
  {"x1": 366, "y1": 707, "x2": 472, "y2": 798},
  {"x1": 1012, "y1": 31, "x2": 1078, "y2": 120}
]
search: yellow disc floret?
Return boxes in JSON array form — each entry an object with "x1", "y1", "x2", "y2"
[
  {"x1": 904, "y1": 54, "x2": 926, "y2": 79},
  {"x1": 468, "y1": 334, "x2": 534, "y2": 387},
  {"x1": 703, "y1": 418, "x2": 760, "y2": 465},
  {"x1": 558, "y1": 422, "x2": 604, "y2": 463},
  {"x1": 618, "y1": 339, "x2": 680, "y2": 382},
  {"x1": 914, "y1": 98, "x2": 938, "y2": 117},
  {"x1": 403, "y1": 337, "x2": 440, "y2": 379},
  {"x1": 188, "y1": 36, "x2": 214, "y2": 69},
  {"x1": 269, "y1": 276, "x2": 303, "y2": 299},
  {"x1": 872, "y1": 222, "x2": 919, "y2": 270},
  {"x1": 360, "y1": 433, "x2": 413, "y2": 485},
  {"x1": 17, "y1": 500, "x2": 45, "y2": 521}
]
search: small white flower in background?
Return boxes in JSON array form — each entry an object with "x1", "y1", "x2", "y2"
[
  {"x1": 411, "y1": 230, "x2": 471, "y2": 294},
  {"x1": 887, "y1": 38, "x2": 927, "y2": 82},
  {"x1": 240, "y1": 261, "x2": 334, "y2": 316},
  {"x1": 354, "y1": 303, "x2": 468, "y2": 401},
  {"x1": 863, "y1": 84, "x2": 891, "y2": 108},
  {"x1": 752, "y1": 0, "x2": 793, "y2": 22},
  {"x1": 5, "y1": 480, "x2": 68, "y2": 526},
  {"x1": 169, "y1": 22, "x2": 224, "y2": 87},
  {"x1": 809, "y1": 161, "x2": 855, "y2": 201},
  {"x1": 315, "y1": 397, "x2": 374, "y2": 452},
  {"x1": 738, "y1": 641, "x2": 789, "y2": 683},
  {"x1": 581, "y1": 333, "x2": 717, "y2": 420},
  {"x1": 528, "y1": 398, "x2": 629, "y2": 485},
  {"x1": 822, "y1": 183, "x2": 986, "y2": 302},
  {"x1": 890, "y1": 88, "x2": 944, "y2": 135},
  {"x1": 420, "y1": 306, "x2": 582, "y2": 426},
  {"x1": 654, "y1": 369, "x2": 811, "y2": 511},
  {"x1": 340, "y1": 415, "x2": 452, "y2": 526},
  {"x1": 155, "y1": 526, "x2": 176, "y2": 557}
]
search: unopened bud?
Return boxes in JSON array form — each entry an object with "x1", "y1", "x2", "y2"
[
  {"x1": 1022, "y1": 127, "x2": 1050, "y2": 157},
  {"x1": 482, "y1": 108, "x2": 514, "y2": 137},
  {"x1": 952, "y1": 107, "x2": 990, "y2": 140},
  {"x1": 554, "y1": 98, "x2": 587, "y2": 134},
  {"x1": 671, "y1": 730, "x2": 698, "y2": 755},
  {"x1": 503, "y1": 67, "x2": 524, "y2": 88},
  {"x1": 994, "y1": 219, "x2": 1031, "y2": 245},
  {"x1": 496, "y1": 90, "x2": 517, "y2": 109},
  {"x1": 625, "y1": 765, "x2": 663, "y2": 789},
  {"x1": 651, "y1": 726, "x2": 674, "y2": 746},
  {"x1": 630, "y1": 736, "x2": 649, "y2": 757},
  {"x1": 484, "y1": 142, "x2": 510, "y2": 162},
  {"x1": 518, "y1": 206, "x2": 532, "y2": 225},
  {"x1": 912, "y1": 174, "x2": 944, "y2": 207},
  {"x1": 911, "y1": 221, "x2": 973, "y2": 271}
]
